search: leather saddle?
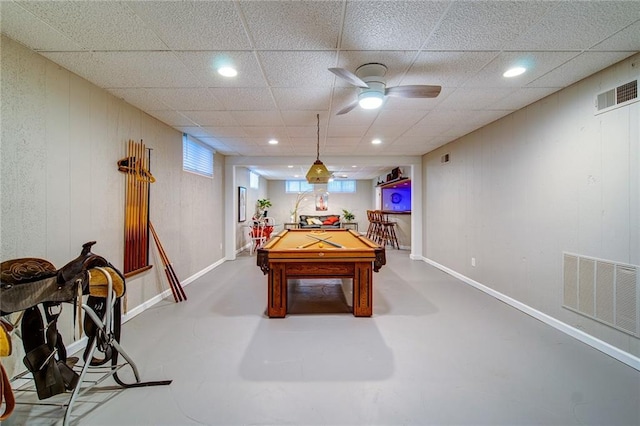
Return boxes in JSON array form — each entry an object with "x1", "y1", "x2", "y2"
[{"x1": 0, "y1": 241, "x2": 122, "y2": 399}]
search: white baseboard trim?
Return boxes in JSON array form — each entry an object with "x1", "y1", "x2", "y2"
[{"x1": 422, "y1": 256, "x2": 640, "y2": 372}]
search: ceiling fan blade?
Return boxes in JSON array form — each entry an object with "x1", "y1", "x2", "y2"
[
  {"x1": 385, "y1": 85, "x2": 442, "y2": 98},
  {"x1": 328, "y1": 67, "x2": 369, "y2": 88},
  {"x1": 336, "y1": 100, "x2": 359, "y2": 115}
]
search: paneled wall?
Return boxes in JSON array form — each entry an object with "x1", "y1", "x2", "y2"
[
  {"x1": 424, "y1": 53, "x2": 639, "y2": 357},
  {"x1": 1, "y1": 36, "x2": 225, "y2": 373}
]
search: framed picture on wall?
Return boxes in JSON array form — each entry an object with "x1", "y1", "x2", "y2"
[
  {"x1": 238, "y1": 186, "x2": 247, "y2": 222},
  {"x1": 315, "y1": 193, "x2": 328, "y2": 211}
]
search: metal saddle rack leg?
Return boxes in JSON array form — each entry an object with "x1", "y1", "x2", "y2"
[{"x1": 63, "y1": 266, "x2": 171, "y2": 426}]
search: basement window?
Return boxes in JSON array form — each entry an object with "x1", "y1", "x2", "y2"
[{"x1": 183, "y1": 134, "x2": 214, "y2": 178}]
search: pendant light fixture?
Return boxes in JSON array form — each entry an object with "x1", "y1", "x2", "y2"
[{"x1": 306, "y1": 114, "x2": 332, "y2": 184}]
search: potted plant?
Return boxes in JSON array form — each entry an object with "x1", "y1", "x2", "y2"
[
  {"x1": 342, "y1": 209, "x2": 355, "y2": 222},
  {"x1": 256, "y1": 199, "x2": 272, "y2": 218}
]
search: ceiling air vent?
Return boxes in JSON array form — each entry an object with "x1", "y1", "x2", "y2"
[{"x1": 595, "y1": 78, "x2": 638, "y2": 115}]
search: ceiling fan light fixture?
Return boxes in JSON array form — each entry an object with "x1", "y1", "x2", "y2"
[
  {"x1": 359, "y1": 91, "x2": 384, "y2": 109},
  {"x1": 306, "y1": 114, "x2": 332, "y2": 184}
]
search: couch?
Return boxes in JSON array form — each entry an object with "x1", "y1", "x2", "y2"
[{"x1": 298, "y1": 214, "x2": 341, "y2": 229}]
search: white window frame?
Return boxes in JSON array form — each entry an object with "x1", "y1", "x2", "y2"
[
  {"x1": 183, "y1": 134, "x2": 214, "y2": 178},
  {"x1": 249, "y1": 171, "x2": 260, "y2": 189}
]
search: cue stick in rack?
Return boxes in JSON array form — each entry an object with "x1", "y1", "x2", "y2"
[
  {"x1": 125, "y1": 139, "x2": 134, "y2": 272},
  {"x1": 136, "y1": 140, "x2": 144, "y2": 269},
  {"x1": 149, "y1": 221, "x2": 187, "y2": 302}
]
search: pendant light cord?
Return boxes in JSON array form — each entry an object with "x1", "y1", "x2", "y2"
[{"x1": 316, "y1": 113, "x2": 320, "y2": 161}]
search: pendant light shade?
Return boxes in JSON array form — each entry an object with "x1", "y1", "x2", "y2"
[{"x1": 306, "y1": 114, "x2": 332, "y2": 184}]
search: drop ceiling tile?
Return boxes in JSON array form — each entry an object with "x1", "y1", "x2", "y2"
[
  {"x1": 107, "y1": 88, "x2": 171, "y2": 111},
  {"x1": 196, "y1": 138, "x2": 235, "y2": 155},
  {"x1": 341, "y1": 1, "x2": 449, "y2": 50},
  {"x1": 16, "y1": 1, "x2": 166, "y2": 50},
  {"x1": 175, "y1": 51, "x2": 267, "y2": 88},
  {"x1": 272, "y1": 88, "x2": 332, "y2": 110},
  {"x1": 529, "y1": 51, "x2": 638, "y2": 88},
  {"x1": 328, "y1": 108, "x2": 379, "y2": 126},
  {"x1": 0, "y1": 2, "x2": 82, "y2": 51},
  {"x1": 280, "y1": 111, "x2": 329, "y2": 127},
  {"x1": 401, "y1": 123, "x2": 450, "y2": 140},
  {"x1": 488, "y1": 87, "x2": 559, "y2": 110},
  {"x1": 40, "y1": 51, "x2": 201, "y2": 88},
  {"x1": 417, "y1": 110, "x2": 477, "y2": 131},
  {"x1": 592, "y1": 21, "x2": 640, "y2": 51},
  {"x1": 241, "y1": 1, "x2": 342, "y2": 50},
  {"x1": 145, "y1": 88, "x2": 224, "y2": 110},
  {"x1": 364, "y1": 126, "x2": 408, "y2": 141},
  {"x1": 286, "y1": 127, "x2": 316, "y2": 138},
  {"x1": 258, "y1": 51, "x2": 336, "y2": 87},
  {"x1": 242, "y1": 126, "x2": 288, "y2": 139},
  {"x1": 463, "y1": 51, "x2": 578, "y2": 89},
  {"x1": 289, "y1": 138, "x2": 318, "y2": 155},
  {"x1": 230, "y1": 111, "x2": 283, "y2": 127},
  {"x1": 200, "y1": 127, "x2": 248, "y2": 138},
  {"x1": 326, "y1": 137, "x2": 361, "y2": 147},
  {"x1": 209, "y1": 88, "x2": 276, "y2": 110},
  {"x1": 509, "y1": 2, "x2": 640, "y2": 50},
  {"x1": 427, "y1": 1, "x2": 556, "y2": 50},
  {"x1": 373, "y1": 110, "x2": 427, "y2": 127},
  {"x1": 327, "y1": 126, "x2": 369, "y2": 138},
  {"x1": 404, "y1": 51, "x2": 499, "y2": 87},
  {"x1": 324, "y1": 145, "x2": 359, "y2": 155},
  {"x1": 436, "y1": 88, "x2": 516, "y2": 111},
  {"x1": 146, "y1": 110, "x2": 198, "y2": 127},
  {"x1": 125, "y1": 1, "x2": 250, "y2": 50},
  {"x1": 180, "y1": 111, "x2": 239, "y2": 127}
]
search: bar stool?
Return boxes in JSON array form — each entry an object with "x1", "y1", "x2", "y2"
[
  {"x1": 366, "y1": 210, "x2": 376, "y2": 240},
  {"x1": 379, "y1": 213, "x2": 400, "y2": 249}
]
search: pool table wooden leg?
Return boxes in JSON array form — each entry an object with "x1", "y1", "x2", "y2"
[
  {"x1": 268, "y1": 263, "x2": 287, "y2": 318},
  {"x1": 353, "y1": 262, "x2": 373, "y2": 317}
]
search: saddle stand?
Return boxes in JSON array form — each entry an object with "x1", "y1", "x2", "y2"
[
  {"x1": 1, "y1": 243, "x2": 171, "y2": 425},
  {"x1": 64, "y1": 266, "x2": 143, "y2": 425}
]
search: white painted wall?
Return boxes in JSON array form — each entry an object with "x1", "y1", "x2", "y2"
[
  {"x1": 1, "y1": 36, "x2": 225, "y2": 373},
  {"x1": 424, "y1": 53, "x2": 640, "y2": 357}
]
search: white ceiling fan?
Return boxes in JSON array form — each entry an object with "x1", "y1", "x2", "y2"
[{"x1": 329, "y1": 63, "x2": 442, "y2": 115}]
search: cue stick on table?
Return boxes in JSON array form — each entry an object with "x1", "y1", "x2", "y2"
[
  {"x1": 305, "y1": 234, "x2": 344, "y2": 248},
  {"x1": 296, "y1": 235, "x2": 333, "y2": 249}
]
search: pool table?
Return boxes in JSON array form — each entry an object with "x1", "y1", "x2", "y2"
[{"x1": 256, "y1": 229, "x2": 386, "y2": 317}]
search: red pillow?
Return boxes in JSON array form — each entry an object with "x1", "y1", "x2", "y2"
[
  {"x1": 322, "y1": 219, "x2": 332, "y2": 225},
  {"x1": 328, "y1": 216, "x2": 339, "y2": 223}
]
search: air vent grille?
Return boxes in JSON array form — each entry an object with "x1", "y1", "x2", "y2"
[
  {"x1": 617, "y1": 80, "x2": 637, "y2": 104},
  {"x1": 595, "y1": 78, "x2": 638, "y2": 114},
  {"x1": 563, "y1": 253, "x2": 639, "y2": 337}
]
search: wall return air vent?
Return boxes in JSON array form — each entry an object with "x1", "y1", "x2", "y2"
[
  {"x1": 563, "y1": 253, "x2": 639, "y2": 337},
  {"x1": 595, "y1": 78, "x2": 638, "y2": 115}
]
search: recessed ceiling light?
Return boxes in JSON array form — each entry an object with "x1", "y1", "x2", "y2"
[
  {"x1": 268, "y1": 139, "x2": 278, "y2": 145},
  {"x1": 352, "y1": 165, "x2": 357, "y2": 168},
  {"x1": 372, "y1": 138, "x2": 382, "y2": 145},
  {"x1": 287, "y1": 165, "x2": 293, "y2": 168},
  {"x1": 218, "y1": 66, "x2": 237, "y2": 77},
  {"x1": 503, "y1": 66, "x2": 526, "y2": 78}
]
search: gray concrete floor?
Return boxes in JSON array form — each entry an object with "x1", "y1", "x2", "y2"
[{"x1": 6, "y1": 250, "x2": 640, "y2": 425}]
